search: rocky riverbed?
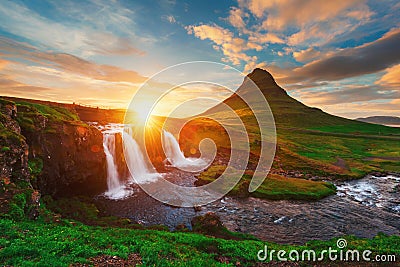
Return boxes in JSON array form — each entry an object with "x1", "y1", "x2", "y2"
[{"x1": 95, "y1": 170, "x2": 400, "y2": 245}]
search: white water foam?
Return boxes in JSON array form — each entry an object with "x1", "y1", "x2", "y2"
[
  {"x1": 122, "y1": 131, "x2": 161, "y2": 184},
  {"x1": 162, "y1": 130, "x2": 207, "y2": 168},
  {"x1": 336, "y1": 175, "x2": 400, "y2": 213},
  {"x1": 99, "y1": 123, "x2": 162, "y2": 199},
  {"x1": 102, "y1": 131, "x2": 132, "y2": 200}
]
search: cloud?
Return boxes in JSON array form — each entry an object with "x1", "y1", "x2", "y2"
[
  {"x1": 227, "y1": 7, "x2": 247, "y2": 31},
  {"x1": 233, "y1": 0, "x2": 374, "y2": 51},
  {"x1": 162, "y1": 15, "x2": 176, "y2": 24},
  {"x1": 185, "y1": 24, "x2": 259, "y2": 66},
  {"x1": 0, "y1": 58, "x2": 8, "y2": 70},
  {"x1": 322, "y1": 99, "x2": 400, "y2": 119},
  {"x1": 243, "y1": 61, "x2": 267, "y2": 73},
  {"x1": 206, "y1": 0, "x2": 376, "y2": 76},
  {"x1": 292, "y1": 84, "x2": 399, "y2": 106},
  {"x1": 0, "y1": 38, "x2": 231, "y2": 114},
  {"x1": 330, "y1": 99, "x2": 400, "y2": 118},
  {"x1": 248, "y1": 32, "x2": 285, "y2": 44},
  {"x1": 0, "y1": 1, "x2": 144, "y2": 57},
  {"x1": 0, "y1": 38, "x2": 147, "y2": 84},
  {"x1": 376, "y1": 64, "x2": 400, "y2": 88},
  {"x1": 293, "y1": 28, "x2": 400, "y2": 81},
  {"x1": 293, "y1": 47, "x2": 321, "y2": 63},
  {"x1": 186, "y1": 24, "x2": 233, "y2": 46},
  {"x1": 239, "y1": 0, "x2": 372, "y2": 31},
  {"x1": 0, "y1": 38, "x2": 149, "y2": 109},
  {"x1": 0, "y1": 60, "x2": 140, "y2": 108}
]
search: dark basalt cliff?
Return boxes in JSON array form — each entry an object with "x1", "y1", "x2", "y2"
[
  {"x1": 0, "y1": 98, "x2": 107, "y2": 198},
  {"x1": 0, "y1": 99, "x2": 30, "y2": 185}
]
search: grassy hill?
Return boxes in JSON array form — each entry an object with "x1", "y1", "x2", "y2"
[{"x1": 180, "y1": 68, "x2": 400, "y2": 199}]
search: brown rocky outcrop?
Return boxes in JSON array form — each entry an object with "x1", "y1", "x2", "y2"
[{"x1": 1, "y1": 98, "x2": 107, "y2": 198}]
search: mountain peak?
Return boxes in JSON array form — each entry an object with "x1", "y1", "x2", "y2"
[
  {"x1": 240, "y1": 68, "x2": 286, "y2": 98},
  {"x1": 246, "y1": 68, "x2": 277, "y2": 87}
]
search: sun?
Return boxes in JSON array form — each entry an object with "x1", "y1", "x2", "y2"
[
  {"x1": 134, "y1": 101, "x2": 155, "y2": 128},
  {"x1": 136, "y1": 112, "x2": 154, "y2": 128}
]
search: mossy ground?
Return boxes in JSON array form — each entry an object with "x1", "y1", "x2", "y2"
[{"x1": 197, "y1": 165, "x2": 336, "y2": 200}]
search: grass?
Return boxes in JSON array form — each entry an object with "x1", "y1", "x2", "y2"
[
  {"x1": 0, "y1": 218, "x2": 398, "y2": 266},
  {"x1": 0, "y1": 119, "x2": 25, "y2": 146},
  {"x1": 197, "y1": 165, "x2": 337, "y2": 200},
  {"x1": 252, "y1": 174, "x2": 336, "y2": 200},
  {"x1": 310, "y1": 123, "x2": 400, "y2": 136},
  {"x1": 28, "y1": 158, "x2": 43, "y2": 180},
  {"x1": 280, "y1": 129, "x2": 400, "y2": 175},
  {"x1": 15, "y1": 101, "x2": 80, "y2": 123},
  {"x1": 10, "y1": 99, "x2": 85, "y2": 135}
]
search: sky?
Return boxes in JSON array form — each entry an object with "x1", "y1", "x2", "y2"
[{"x1": 0, "y1": 0, "x2": 399, "y2": 118}]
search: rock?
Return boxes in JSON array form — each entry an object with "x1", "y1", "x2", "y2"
[
  {"x1": 191, "y1": 212, "x2": 224, "y2": 235},
  {"x1": 28, "y1": 190, "x2": 41, "y2": 220},
  {"x1": 25, "y1": 122, "x2": 107, "y2": 197},
  {"x1": 333, "y1": 157, "x2": 350, "y2": 171},
  {"x1": 193, "y1": 206, "x2": 202, "y2": 212},
  {"x1": 237, "y1": 180, "x2": 250, "y2": 198},
  {"x1": 2, "y1": 98, "x2": 107, "y2": 197},
  {"x1": 0, "y1": 99, "x2": 30, "y2": 184},
  {"x1": 0, "y1": 99, "x2": 42, "y2": 220}
]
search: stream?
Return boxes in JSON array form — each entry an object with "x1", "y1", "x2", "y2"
[
  {"x1": 95, "y1": 172, "x2": 400, "y2": 244},
  {"x1": 92, "y1": 123, "x2": 400, "y2": 245}
]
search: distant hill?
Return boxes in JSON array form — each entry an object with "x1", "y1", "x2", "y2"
[{"x1": 357, "y1": 116, "x2": 400, "y2": 126}]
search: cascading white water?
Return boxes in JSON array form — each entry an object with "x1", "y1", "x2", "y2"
[
  {"x1": 122, "y1": 131, "x2": 160, "y2": 184},
  {"x1": 162, "y1": 130, "x2": 206, "y2": 168},
  {"x1": 102, "y1": 130, "x2": 132, "y2": 200},
  {"x1": 103, "y1": 134, "x2": 120, "y2": 190}
]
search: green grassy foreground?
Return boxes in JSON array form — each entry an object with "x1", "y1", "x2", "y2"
[{"x1": 1, "y1": 218, "x2": 399, "y2": 266}]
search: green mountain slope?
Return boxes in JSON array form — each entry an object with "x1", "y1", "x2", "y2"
[
  {"x1": 208, "y1": 68, "x2": 399, "y2": 133},
  {"x1": 181, "y1": 68, "x2": 400, "y2": 184}
]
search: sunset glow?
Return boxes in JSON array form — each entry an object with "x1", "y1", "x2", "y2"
[{"x1": 0, "y1": 1, "x2": 399, "y2": 118}]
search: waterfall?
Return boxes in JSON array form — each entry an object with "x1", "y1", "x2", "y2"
[
  {"x1": 100, "y1": 123, "x2": 174, "y2": 199},
  {"x1": 122, "y1": 131, "x2": 161, "y2": 184},
  {"x1": 103, "y1": 134, "x2": 120, "y2": 190},
  {"x1": 102, "y1": 131, "x2": 132, "y2": 200},
  {"x1": 162, "y1": 130, "x2": 206, "y2": 168}
]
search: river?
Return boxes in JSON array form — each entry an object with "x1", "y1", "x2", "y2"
[
  {"x1": 93, "y1": 123, "x2": 400, "y2": 245},
  {"x1": 95, "y1": 170, "x2": 400, "y2": 245}
]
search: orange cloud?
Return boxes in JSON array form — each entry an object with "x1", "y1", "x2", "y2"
[
  {"x1": 0, "y1": 38, "x2": 147, "y2": 84},
  {"x1": 186, "y1": 24, "x2": 260, "y2": 67},
  {"x1": 377, "y1": 64, "x2": 400, "y2": 88},
  {"x1": 0, "y1": 58, "x2": 8, "y2": 70},
  {"x1": 292, "y1": 47, "x2": 321, "y2": 63},
  {"x1": 248, "y1": 32, "x2": 284, "y2": 44},
  {"x1": 234, "y1": 0, "x2": 373, "y2": 49},
  {"x1": 186, "y1": 24, "x2": 233, "y2": 45},
  {"x1": 322, "y1": 100, "x2": 400, "y2": 118},
  {"x1": 239, "y1": 0, "x2": 372, "y2": 31},
  {"x1": 227, "y1": 7, "x2": 247, "y2": 31}
]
